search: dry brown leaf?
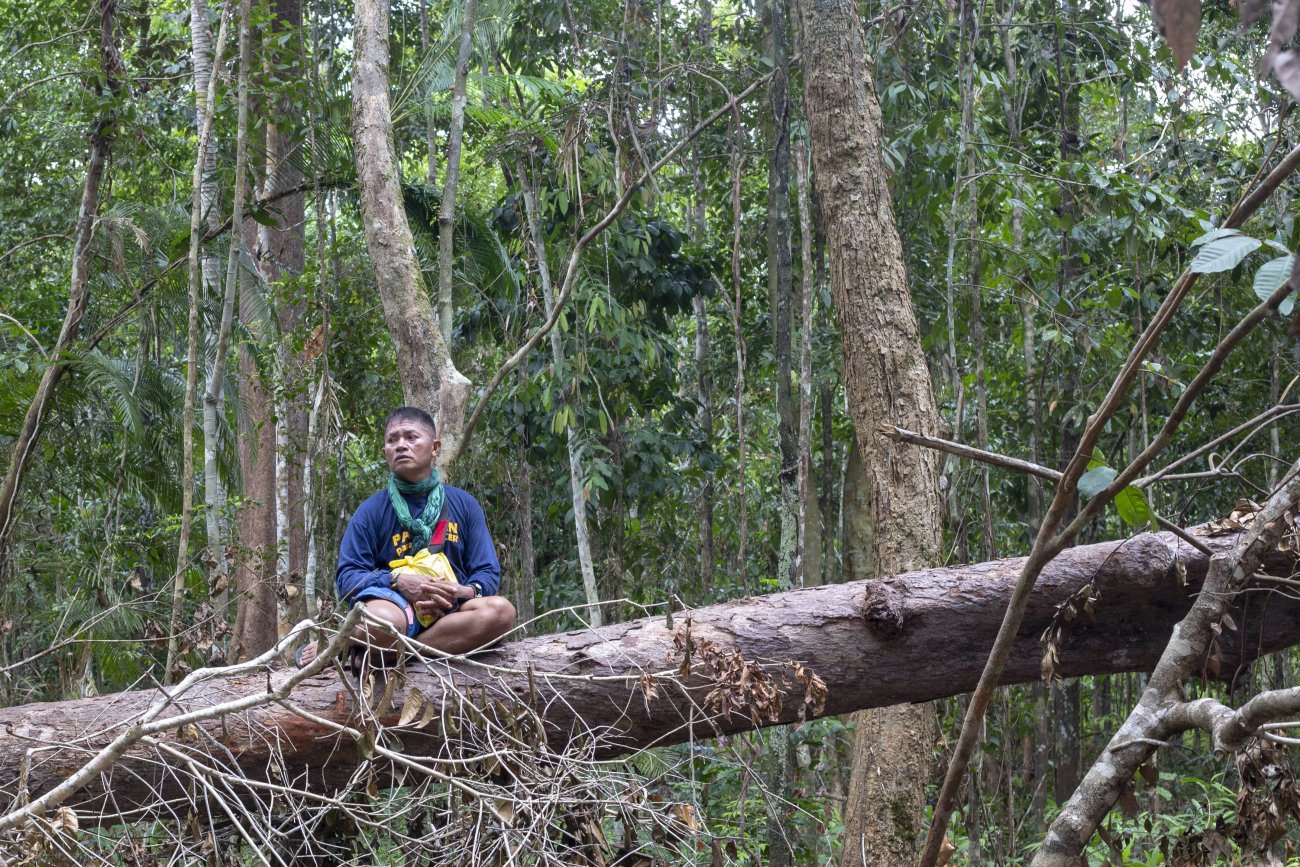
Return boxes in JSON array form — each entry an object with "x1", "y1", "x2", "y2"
[
  {"x1": 1154, "y1": 0, "x2": 1201, "y2": 71},
  {"x1": 936, "y1": 836, "x2": 957, "y2": 867},
  {"x1": 398, "y1": 687, "x2": 426, "y2": 726}
]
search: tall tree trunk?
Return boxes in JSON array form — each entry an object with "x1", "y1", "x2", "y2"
[
  {"x1": 796, "y1": 141, "x2": 816, "y2": 585},
  {"x1": 204, "y1": 0, "x2": 254, "y2": 636},
  {"x1": 420, "y1": 0, "x2": 437, "y2": 186},
  {"x1": 1048, "y1": 0, "x2": 1084, "y2": 806},
  {"x1": 257, "y1": 0, "x2": 310, "y2": 627},
  {"x1": 231, "y1": 342, "x2": 278, "y2": 660},
  {"x1": 514, "y1": 421, "x2": 537, "y2": 632},
  {"x1": 691, "y1": 167, "x2": 715, "y2": 596},
  {"x1": 0, "y1": 0, "x2": 123, "y2": 567},
  {"x1": 436, "y1": 0, "x2": 480, "y2": 344},
  {"x1": 517, "y1": 156, "x2": 603, "y2": 627},
  {"x1": 763, "y1": 1, "x2": 797, "y2": 857},
  {"x1": 729, "y1": 126, "x2": 749, "y2": 593},
  {"x1": 191, "y1": 0, "x2": 225, "y2": 304},
  {"x1": 167, "y1": 0, "x2": 233, "y2": 681},
  {"x1": 767, "y1": 0, "x2": 797, "y2": 596},
  {"x1": 794, "y1": 0, "x2": 945, "y2": 864},
  {"x1": 352, "y1": 0, "x2": 472, "y2": 466}
]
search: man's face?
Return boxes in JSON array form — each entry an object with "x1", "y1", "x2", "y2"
[{"x1": 383, "y1": 419, "x2": 440, "y2": 482}]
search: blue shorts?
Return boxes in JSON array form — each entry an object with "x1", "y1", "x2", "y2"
[{"x1": 353, "y1": 586, "x2": 421, "y2": 638}]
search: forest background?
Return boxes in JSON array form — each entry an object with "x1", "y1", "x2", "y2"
[{"x1": 2, "y1": 0, "x2": 1300, "y2": 862}]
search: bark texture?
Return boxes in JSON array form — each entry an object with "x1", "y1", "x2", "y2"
[
  {"x1": 794, "y1": 0, "x2": 945, "y2": 861},
  {"x1": 3, "y1": 528, "x2": 1292, "y2": 823},
  {"x1": 352, "y1": 0, "x2": 471, "y2": 463}
]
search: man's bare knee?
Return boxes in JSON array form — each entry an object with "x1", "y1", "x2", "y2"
[
  {"x1": 356, "y1": 600, "x2": 407, "y2": 649},
  {"x1": 486, "y1": 597, "x2": 514, "y2": 631}
]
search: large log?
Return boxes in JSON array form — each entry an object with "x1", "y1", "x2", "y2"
[{"x1": 1, "y1": 526, "x2": 1296, "y2": 823}]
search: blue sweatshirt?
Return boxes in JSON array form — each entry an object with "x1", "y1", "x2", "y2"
[{"x1": 335, "y1": 484, "x2": 502, "y2": 604}]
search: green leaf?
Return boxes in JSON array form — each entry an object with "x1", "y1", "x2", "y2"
[
  {"x1": 1253, "y1": 255, "x2": 1296, "y2": 316},
  {"x1": 1189, "y1": 234, "x2": 1260, "y2": 273},
  {"x1": 1190, "y1": 226, "x2": 1238, "y2": 248},
  {"x1": 1078, "y1": 466, "x2": 1117, "y2": 499},
  {"x1": 1115, "y1": 485, "x2": 1156, "y2": 528}
]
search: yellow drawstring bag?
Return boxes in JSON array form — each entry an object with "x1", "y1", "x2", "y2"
[{"x1": 389, "y1": 548, "x2": 460, "y2": 628}]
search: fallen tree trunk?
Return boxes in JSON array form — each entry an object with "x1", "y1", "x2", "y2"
[{"x1": 1, "y1": 525, "x2": 1296, "y2": 823}]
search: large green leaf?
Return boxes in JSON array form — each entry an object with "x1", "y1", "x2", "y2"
[
  {"x1": 1078, "y1": 466, "x2": 1117, "y2": 499},
  {"x1": 1190, "y1": 226, "x2": 1238, "y2": 248},
  {"x1": 1189, "y1": 234, "x2": 1261, "y2": 273},
  {"x1": 1115, "y1": 485, "x2": 1157, "y2": 530},
  {"x1": 1253, "y1": 255, "x2": 1297, "y2": 316}
]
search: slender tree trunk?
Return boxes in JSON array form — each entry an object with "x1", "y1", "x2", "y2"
[
  {"x1": 767, "y1": 0, "x2": 797, "y2": 598},
  {"x1": 729, "y1": 126, "x2": 749, "y2": 594},
  {"x1": 1048, "y1": 0, "x2": 1084, "y2": 806},
  {"x1": 794, "y1": 0, "x2": 945, "y2": 863},
  {"x1": 762, "y1": 2, "x2": 798, "y2": 854},
  {"x1": 420, "y1": 0, "x2": 437, "y2": 186},
  {"x1": 205, "y1": 0, "x2": 254, "y2": 635},
  {"x1": 517, "y1": 156, "x2": 602, "y2": 627},
  {"x1": 0, "y1": 0, "x2": 123, "y2": 567},
  {"x1": 191, "y1": 0, "x2": 224, "y2": 301},
  {"x1": 691, "y1": 157, "x2": 714, "y2": 597},
  {"x1": 167, "y1": 0, "x2": 233, "y2": 681},
  {"x1": 796, "y1": 142, "x2": 816, "y2": 585},
  {"x1": 515, "y1": 423, "x2": 536, "y2": 632},
  {"x1": 436, "y1": 0, "x2": 480, "y2": 345},
  {"x1": 352, "y1": 0, "x2": 471, "y2": 465}
]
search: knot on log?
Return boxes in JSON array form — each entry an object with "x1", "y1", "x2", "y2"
[{"x1": 862, "y1": 581, "x2": 906, "y2": 639}]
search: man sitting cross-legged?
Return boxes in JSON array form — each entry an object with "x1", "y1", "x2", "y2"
[{"x1": 297, "y1": 406, "x2": 516, "y2": 668}]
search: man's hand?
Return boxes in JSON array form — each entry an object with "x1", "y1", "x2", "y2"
[{"x1": 393, "y1": 571, "x2": 475, "y2": 618}]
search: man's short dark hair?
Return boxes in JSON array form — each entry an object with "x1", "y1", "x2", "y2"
[{"x1": 384, "y1": 406, "x2": 437, "y2": 436}]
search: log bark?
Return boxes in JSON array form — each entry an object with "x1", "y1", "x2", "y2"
[{"x1": 0, "y1": 527, "x2": 1296, "y2": 824}]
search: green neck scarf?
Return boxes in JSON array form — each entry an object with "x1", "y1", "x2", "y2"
[{"x1": 387, "y1": 469, "x2": 444, "y2": 551}]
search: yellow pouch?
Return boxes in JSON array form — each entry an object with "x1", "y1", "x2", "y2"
[{"x1": 390, "y1": 548, "x2": 460, "y2": 628}]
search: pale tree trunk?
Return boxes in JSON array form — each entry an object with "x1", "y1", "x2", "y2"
[
  {"x1": 191, "y1": 0, "x2": 224, "y2": 302},
  {"x1": 436, "y1": 0, "x2": 480, "y2": 345},
  {"x1": 303, "y1": 3, "x2": 331, "y2": 617},
  {"x1": 794, "y1": 1, "x2": 945, "y2": 864},
  {"x1": 691, "y1": 165, "x2": 715, "y2": 596},
  {"x1": 204, "y1": 0, "x2": 254, "y2": 635},
  {"x1": 352, "y1": 0, "x2": 471, "y2": 467},
  {"x1": 514, "y1": 416, "x2": 537, "y2": 632},
  {"x1": 517, "y1": 157, "x2": 603, "y2": 627},
  {"x1": 420, "y1": 0, "x2": 437, "y2": 186},
  {"x1": 0, "y1": 0, "x2": 123, "y2": 567},
  {"x1": 167, "y1": 0, "x2": 233, "y2": 681},
  {"x1": 795, "y1": 139, "x2": 816, "y2": 585}
]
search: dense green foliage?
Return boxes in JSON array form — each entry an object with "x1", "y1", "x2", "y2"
[{"x1": 1, "y1": 0, "x2": 1299, "y2": 861}]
